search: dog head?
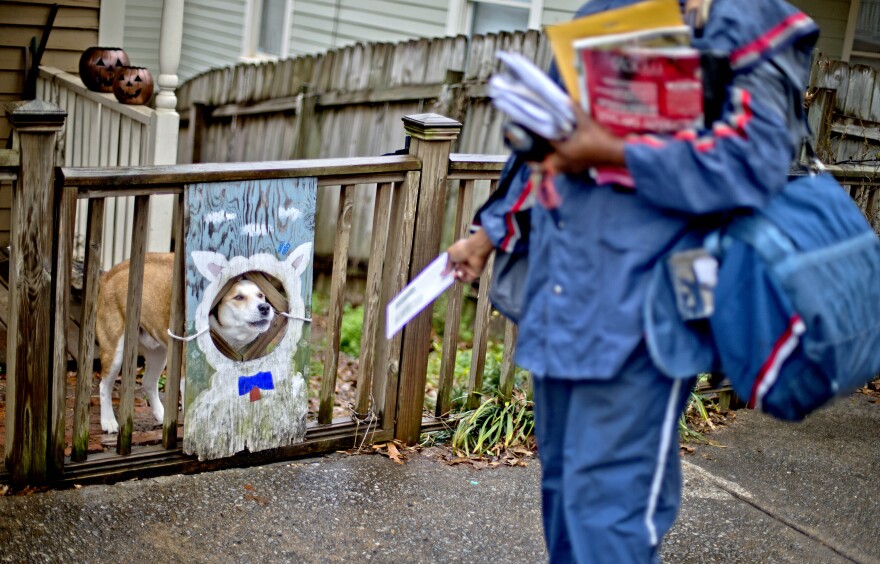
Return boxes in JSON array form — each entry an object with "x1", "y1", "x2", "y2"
[{"x1": 209, "y1": 278, "x2": 275, "y2": 350}]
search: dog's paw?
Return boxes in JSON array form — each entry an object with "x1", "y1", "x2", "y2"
[
  {"x1": 151, "y1": 403, "x2": 165, "y2": 425},
  {"x1": 101, "y1": 416, "x2": 119, "y2": 434}
]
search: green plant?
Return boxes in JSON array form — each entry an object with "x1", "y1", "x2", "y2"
[
  {"x1": 431, "y1": 290, "x2": 476, "y2": 343},
  {"x1": 425, "y1": 340, "x2": 530, "y2": 413},
  {"x1": 450, "y1": 389, "x2": 534, "y2": 457},
  {"x1": 339, "y1": 303, "x2": 364, "y2": 357},
  {"x1": 679, "y1": 387, "x2": 714, "y2": 443},
  {"x1": 311, "y1": 292, "x2": 329, "y2": 317}
]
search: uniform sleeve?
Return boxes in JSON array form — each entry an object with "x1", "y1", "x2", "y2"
[
  {"x1": 624, "y1": 50, "x2": 803, "y2": 216},
  {"x1": 476, "y1": 161, "x2": 533, "y2": 252}
]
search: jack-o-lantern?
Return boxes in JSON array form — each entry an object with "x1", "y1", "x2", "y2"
[
  {"x1": 113, "y1": 66, "x2": 155, "y2": 105},
  {"x1": 79, "y1": 47, "x2": 130, "y2": 93}
]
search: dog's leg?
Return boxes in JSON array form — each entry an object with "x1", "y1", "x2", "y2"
[
  {"x1": 140, "y1": 333, "x2": 169, "y2": 425},
  {"x1": 99, "y1": 337, "x2": 124, "y2": 434}
]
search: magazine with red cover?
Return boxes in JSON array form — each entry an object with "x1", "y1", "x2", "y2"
[{"x1": 574, "y1": 28, "x2": 703, "y2": 187}]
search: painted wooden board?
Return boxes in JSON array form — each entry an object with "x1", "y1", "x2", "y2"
[{"x1": 182, "y1": 177, "x2": 316, "y2": 461}]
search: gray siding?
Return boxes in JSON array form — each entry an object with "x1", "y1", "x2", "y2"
[
  {"x1": 124, "y1": 0, "x2": 246, "y2": 83},
  {"x1": 123, "y1": 0, "x2": 163, "y2": 77},
  {"x1": 541, "y1": 0, "x2": 584, "y2": 26},
  {"x1": 288, "y1": 0, "x2": 447, "y2": 57},
  {"x1": 789, "y1": 0, "x2": 850, "y2": 60},
  {"x1": 179, "y1": 0, "x2": 247, "y2": 81}
]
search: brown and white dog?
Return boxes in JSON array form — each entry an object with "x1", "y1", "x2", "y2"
[{"x1": 95, "y1": 253, "x2": 274, "y2": 434}]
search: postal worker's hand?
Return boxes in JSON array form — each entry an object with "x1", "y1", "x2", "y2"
[
  {"x1": 445, "y1": 229, "x2": 495, "y2": 283},
  {"x1": 543, "y1": 104, "x2": 627, "y2": 175}
]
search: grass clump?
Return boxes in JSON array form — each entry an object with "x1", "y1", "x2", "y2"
[{"x1": 450, "y1": 389, "x2": 534, "y2": 457}]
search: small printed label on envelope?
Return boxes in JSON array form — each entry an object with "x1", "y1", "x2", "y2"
[{"x1": 386, "y1": 253, "x2": 455, "y2": 339}]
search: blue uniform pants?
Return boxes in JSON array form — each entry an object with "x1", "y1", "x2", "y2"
[{"x1": 532, "y1": 350, "x2": 694, "y2": 563}]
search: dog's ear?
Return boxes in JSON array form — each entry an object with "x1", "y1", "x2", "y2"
[
  {"x1": 191, "y1": 251, "x2": 230, "y2": 282},
  {"x1": 286, "y1": 242, "x2": 313, "y2": 276}
]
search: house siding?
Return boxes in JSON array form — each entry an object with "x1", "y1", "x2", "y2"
[
  {"x1": 0, "y1": 0, "x2": 100, "y2": 246},
  {"x1": 288, "y1": 0, "x2": 447, "y2": 57},
  {"x1": 0, "y1": 0, "x2": 100, "y2": 144},
  {"x1": 789, "y1": 0, "x2": 851, "y2": 60},
  {"x1": 179, "y1": 0, "x2": 247, "y2": 80},
  {"x1": 541, "y1": 0, "x2": 585, "y2": 26},
  {"x1": 122, "y1": 0, "x2": 163, "y2": 78}
]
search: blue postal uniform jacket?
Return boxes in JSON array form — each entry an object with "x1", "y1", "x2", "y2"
[{"x1": 478, "y1": 0, "x2": 820, "y2": 380}]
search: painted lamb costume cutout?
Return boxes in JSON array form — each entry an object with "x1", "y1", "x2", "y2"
[{"x1": 183, "y1": 243, "x2": 312, "y2": 461}]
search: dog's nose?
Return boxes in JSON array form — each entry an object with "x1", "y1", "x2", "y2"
[{"x1": 259, "y1": 303, "x2": 271, "y2": 316}]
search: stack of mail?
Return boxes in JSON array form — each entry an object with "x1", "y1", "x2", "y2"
[{"x1": 488, "y1": 51, "x2": 575, "y2": 141}]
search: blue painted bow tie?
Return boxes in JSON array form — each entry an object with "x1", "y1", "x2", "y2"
[{"x1": 238, "y1": 371, "x2": 275, "y2": 396}]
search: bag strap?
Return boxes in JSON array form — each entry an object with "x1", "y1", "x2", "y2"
[{"x1": 725, "y1": 214, "x2": 797, "y2": 265}]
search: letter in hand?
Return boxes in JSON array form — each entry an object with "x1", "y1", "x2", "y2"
[{"x1": 444, "y1": 228, "x2": 495, "y2": 284}]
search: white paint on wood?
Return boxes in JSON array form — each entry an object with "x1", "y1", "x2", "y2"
[{"x1": 183, "y1": 244, "x2": 312, "y2": 460}]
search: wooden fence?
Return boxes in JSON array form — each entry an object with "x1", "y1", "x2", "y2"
[
  {"x1": 175, "y1": 30, "x2": 549, "y2": 261},
  {"x1": 1, "y1": 104, "x2": 516, "y2": 487},
  {"x1": 809, "y1": 55, "x2": 880, "y2": 232},
  {"x1": 174, "y1": 35, "x2": 880, "y2": 259}
]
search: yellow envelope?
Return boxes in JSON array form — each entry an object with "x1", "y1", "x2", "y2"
[{"x1": 546, "y1": 0, "x2": 685, "y2": 102}]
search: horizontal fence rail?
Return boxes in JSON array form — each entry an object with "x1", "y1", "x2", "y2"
[{"x1": 57, "y1": 154, "x2": 427, "y2": 478}]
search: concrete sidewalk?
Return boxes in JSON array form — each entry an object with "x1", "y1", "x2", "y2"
[{"x1": 0, "y1": 392, "x2": 877, "y2": 563}]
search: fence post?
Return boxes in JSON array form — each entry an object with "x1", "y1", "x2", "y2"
[
  {"x1": 3, "y1": 100, "x2": 66, "y2": 486},
  {"x1": 395, "y1": 113, "x2": 462, "y2": 444}
]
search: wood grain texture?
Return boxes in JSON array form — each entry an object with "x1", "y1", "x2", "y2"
[
  {"x1": 354, "y1": 182, "x2": 393, "y2": 417},
  {"x1": 182, "y1": 177, "x2": 316, "y2": 460},
  {"x1": 5, "y1": 128, "x2": 59, "y2": 484},
  {"x1": 50, "y1": 181, "x2": 77, "y2": 477},
  {"x1": 396, "y1": 124, "x2": 458, "y2": 444},
  {"x1": 72, "y1": 197, "x2": 103, "y2": 461},
  {"x1": 372, "y1": 171, "x2": 419, "y2": 431},
  {"x1": 163, "y1": 192, "x2": 186, "y2": 449},
  {"x1": 116, "y1": 195, "x2": 151, "y2": 456},
  {"x1": 320, "y1": 184, "x2": 354, "y2": 424},
  {"x1": 466, "y1": 252, "x2": 495, "y2": 411},
  {"x1": 436, "y1": 179, "x2": 474, "y2": 418}
]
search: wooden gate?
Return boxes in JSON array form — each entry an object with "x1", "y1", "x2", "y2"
[{"x1": 1, "y1": 107, "x2": 510, "y2": 487}]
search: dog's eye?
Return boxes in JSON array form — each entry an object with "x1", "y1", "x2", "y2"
[
  {"x1": 258, "y1": 293, "x2": 265, "y2": 300},
  {"x1": 233, "y1": 295, "x2": 244, "y2": 301}
]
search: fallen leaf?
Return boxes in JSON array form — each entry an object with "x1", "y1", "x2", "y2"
[
  {"x1": 387, "y1": 442, "x2": 404, "y2": 464},
  {"x1": 243, "y1": 494, "x2": 269, "y2": 505},
  {"x1": 243, "y1": 484, "x2": 256, "y2": 491}
]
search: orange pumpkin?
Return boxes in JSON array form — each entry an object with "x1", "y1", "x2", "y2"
[
  {"x1": 113, "y1": 66, "x2": 155, "y2": 105},
  {"x1": 79, "y1": 47, "x2": 130, "y2": 93}
]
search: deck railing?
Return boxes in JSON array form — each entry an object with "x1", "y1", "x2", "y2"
[
  {"x1": 2, "y1": 107, "x2": 513, "y2": 487},
  {"x1": 35, "y1": 66, "x2": 179, "y2": 270}
]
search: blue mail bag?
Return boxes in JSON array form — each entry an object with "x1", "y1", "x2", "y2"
[{"x1": 709, "y1": 171, "x2": 880, "y2": 420}]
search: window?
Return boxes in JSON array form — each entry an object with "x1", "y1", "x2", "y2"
[
  {"x1": 844, "y1": 0, "x2": 880, "y2": 62},
  {"x1": 243, "y1": 0, "x2": 292, "y2": 60},
  {"x1": 853, "y1": 0, "x2": 880, "y2": 57},
  {"x1": 447, "y1": 0, "x2": 544, "y2": 37}
]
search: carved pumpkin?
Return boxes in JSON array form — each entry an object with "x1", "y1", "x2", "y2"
[
  {"x1": 113, "y1": 66, "x2": 155, "y2": 105},
  {"x1": 79, "y1": 47, "x2": 130, "y2": 93}
]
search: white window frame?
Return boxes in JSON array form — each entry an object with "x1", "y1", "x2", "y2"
[
  {"x1": 242, "y1": 0, "x2": 294, "y2": 61},
  {"x1": 842, "y1": 0, "x2": 880, "y2": 62},
  {"x1": 446, "y1": 0, "x2": 544, "y2": 37}
]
